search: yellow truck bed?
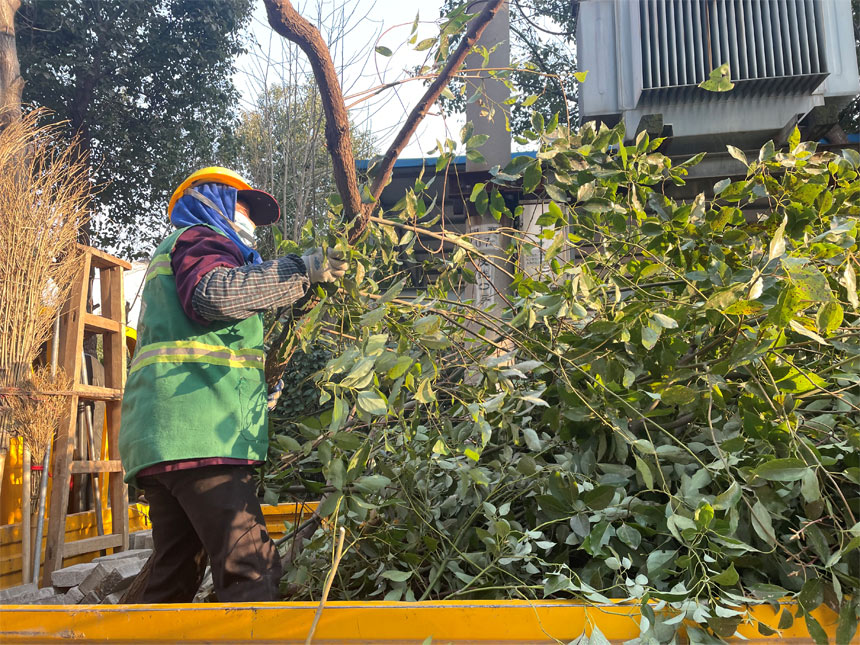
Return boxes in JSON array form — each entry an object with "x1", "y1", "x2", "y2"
[{"x1": 0, "y1": 599, "x2": 840, "y2": 644}]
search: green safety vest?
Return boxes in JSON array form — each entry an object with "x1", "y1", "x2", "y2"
[{"x1": 119, "y1": 225, "x2": 268, "y2": 485}]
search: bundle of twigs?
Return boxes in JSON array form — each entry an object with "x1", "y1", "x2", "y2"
[
  {"x1": 0, "y1": 110, "x2": 89, "y2": 496},
  {"x1": 8, "y1": 366, "x2": 73, "y2": 464}
]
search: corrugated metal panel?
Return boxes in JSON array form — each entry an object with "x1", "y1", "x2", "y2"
[{"x1": 638, "y1": 0, "x2": 830, "y2": 105}]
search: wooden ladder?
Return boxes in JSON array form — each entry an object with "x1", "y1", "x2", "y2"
[{"x1": 42, "y1": 245, "x2": 132, "y2": 586}]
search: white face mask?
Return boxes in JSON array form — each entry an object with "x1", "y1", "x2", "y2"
[{"x1": 233, "y1": 210, "x2": 257, "y2": 249}]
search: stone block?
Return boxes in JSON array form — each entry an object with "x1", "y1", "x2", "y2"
[
  {"x1": 78, "y1": 563, "x2": 110, "y2": 596},
  {"x1": 51, "y1": 562, "x2": 99, "y2": 589},
  {"x1": 131, "y1": 530, "x2": 153, "y2": 550},
  {"x1": 0, "y1": 583, "x2": 39, "y2": 605},
  {"x1": 93, "y1": 548, "x2": 152, "y2": 564},
  {"x1": 38, "y1": 593, "x2": 67, "y2": 605},
  {"x1": 20, "y1": 587, "x2": 60, "y2": 605},
  {"x1": 101, "y1": 592, "x2": 122, "y2": 605},
  {"x1": 79, "y1": 558, "x2": 144, "y2": 598},
  {"x1": 81, "y1": 590, "x2": 101, "y2": 604},
  {"x1": 63, "y1": 586, "x2": 85, "y2": 604}
]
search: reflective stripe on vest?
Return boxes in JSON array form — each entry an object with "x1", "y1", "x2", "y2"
[
  {"x1": 129, "y1": 340, "x2": 265, "y2": 374},
  {"x1": 145, "y1": 253, "x2": 173, "y2": 283}
]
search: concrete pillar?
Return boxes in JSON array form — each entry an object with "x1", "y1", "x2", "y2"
[{"x1": 464, "y1": 1, "x2": 512, "y2": 312}]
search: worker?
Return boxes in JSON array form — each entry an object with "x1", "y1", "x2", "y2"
[{"x1": 118, "y1": 167, "x2": 347, "y2": 602}]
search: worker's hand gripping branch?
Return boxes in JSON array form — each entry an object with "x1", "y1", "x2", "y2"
[{"x1": 301, "y1": 247, "x2": 348, "y2": 284}]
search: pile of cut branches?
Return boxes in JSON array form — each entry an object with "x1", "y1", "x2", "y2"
[{"x1": 266, "y1": 123, "x2": 860, "y2": 644}]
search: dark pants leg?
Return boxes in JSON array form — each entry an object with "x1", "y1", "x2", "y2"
[{"x1": 138, "y1": 465, "x2": 282, "y2": 603}]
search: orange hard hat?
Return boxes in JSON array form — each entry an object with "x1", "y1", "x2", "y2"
[{"x1": 167, "y1": 166, "x2": 280, "y2": 225}]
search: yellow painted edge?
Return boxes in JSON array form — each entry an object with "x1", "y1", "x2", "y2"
[{"x1": 0, "y1": 601, "x2": 844, "y2": 644}]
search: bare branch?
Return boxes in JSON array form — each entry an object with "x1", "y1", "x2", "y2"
[
  {"x1": 367, "y1": 0, "x2": 507, "y2": 206},
  {"x1": 264, "y1": 0, "x2": 507, "y2": 242}
]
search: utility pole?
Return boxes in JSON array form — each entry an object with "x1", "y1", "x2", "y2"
[{"x1": 464, "y1": 0, "x2": 512, "y2": 313}]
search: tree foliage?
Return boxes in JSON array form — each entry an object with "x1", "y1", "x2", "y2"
[
  {"x1": 266, "y1": 120, "x2": 860, "y2": 642},
  {"x1": 234, "y1": 83, "x2": 375, "y2": 244},
  {"x1": 15, "y1": 0, "x2": 253, "y2": 259}
]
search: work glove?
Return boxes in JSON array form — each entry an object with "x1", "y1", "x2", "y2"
[
  {"x1": 267, "y1": 379, "x2": 284, "y2": 412},
  {"x1": 301, "y1": 247, "x2": 348, "y2": 284}
]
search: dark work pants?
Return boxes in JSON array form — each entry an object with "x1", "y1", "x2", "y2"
[{"x1": 138, "y1": 465, "x2": 282, "y2": 603}]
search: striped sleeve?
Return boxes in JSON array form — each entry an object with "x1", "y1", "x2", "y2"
[{"x1": 191, "y1": 254, "x2": 310, "y2": 322}]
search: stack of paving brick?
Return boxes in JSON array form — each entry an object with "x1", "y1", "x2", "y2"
[
  {"x1": 129, "y1": 529, "x2": 153, "y2": 550},
  {"x1": 0, "y1": 548, "x2": 151, "y2": 605}
]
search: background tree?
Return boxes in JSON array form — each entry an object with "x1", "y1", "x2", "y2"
[
  {"x1": 15, "y1": 0, "x2": 253, "y2": 259},
  {"x1": 440, "y1": 0, "x2": 579, "y2": 136},
  {"x1": 0, "y1": 0, "x2": 22, "y2": 128}
]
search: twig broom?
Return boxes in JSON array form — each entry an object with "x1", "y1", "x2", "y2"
[{"x1": 0, "y1": 110, "x2": 89, "y2": 534}]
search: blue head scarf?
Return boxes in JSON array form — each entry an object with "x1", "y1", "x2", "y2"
[{"x1": 170, "y1": 182, "x2": 262, "y2": 265}]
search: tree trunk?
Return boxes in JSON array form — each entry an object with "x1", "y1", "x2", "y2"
[{"x1": 0, "y1": 0, "x2": 23, "y2": 129}]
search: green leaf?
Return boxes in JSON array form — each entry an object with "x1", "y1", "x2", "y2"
[
  {"x1": 414, "y1": 38, "x2": 435, "y2": 51},
  {"x1": 778, "y1": 609, "x2": 794, "y2": 630},
  {"x1": 523, "y1": 160, "x2": 541, "y2": 194},
  {"x1": 387, "y1": 356, "x2": 413, "y2": 380},
  {"x1": 759, "y1": 139, "x2": 776, "y2": 162},
  {"x1": 469, "y1": 182, "x2": 486, "y2": 202},
  {"x1": 328, "y1": 458, "x2": 346, "y2": 489},
  {"x1": 360, "y1": 306, "x2": 387, "y2": 326},
  {"x1": 330, "y1": 396, "x2": 348, "y2": 432},
  {"x1": 789, "y1": 320, "x2": 828, "y2": 345},
  {"x1": 574, "y1": 70, "x2": 588, "y2": 83},
  {"x1": 617, "y1": 524, "x2": 642, "y2": 549},
  {"x1": 805, "y1": 613, "x2": 829, "y2": 645},
  {"x1": 353, "y1": 475, "x2": 391, "y2": 494},
  {"x1": 775, "y1": 368, "x2": 826, "y2": 394},
  {"x1": 801, "y1": 469, "x2": 821, "y2": 503},
  {"x1": 783, "y1": 259, "x2": 833, "y2": 303},
  {"x1": 274, "y1": 435, "x2": 301, "y2": 453},
  {"x1": 634, "y1": 454, "x2": 654, "y2": 490},
  {"x1": 788, "y1": 125, "x2": 801, "y2": 151},
  {"x1": 641, "y1": 325, "x2": 659, "y2": 350},
  {"x1": 317, "y1": 494, "x2": 340, "y2": 517},
  {"x1": 842, "y1": 264, "x2": 859, "y2": 310},
  {"x1": 661, "y1": 385, "x2": 696, "y2": 406},
  {"x1": 375, "y1": 46, "x2": 392, "y2": 56},
  {"x1": 522, "y1": 427, "x2": 542, "y2": 451},
  {"x1": 652, "y1": 313, "x2": 678, "y2": 329},
  {"x1": 753, "y1": 458, "x2": 810, "y2": 482},
  {"x1": 465, "y1": 134, "x2": 489, "y2": 150},
  {"x1": 357, "y1": 390, "x2": 388, "y2": 416},
  {"x1": 817, "y1": 301, "x2": 844, "y2": 335},
  {"x1": 798, "y1": 578, "x2": 823, "y2": 614},
  {"x1": 415, "y1": 378, "x2": 436, "y2": 404},
  {"x1": 837, "y1": 601, "x2": 859, "y2": 645},
  {"x1": 583, "y1": 485, "x2": 615, "y2": 510},
  {"x1": 711, "y1": 563, "x2": 739, "y2": 586},
  {"x1": 698, "y1": 63, "x2": 735, "y2": 92},
  {"x1": 466, "y1": 149, "x2": 486, "y2": 164},
  {"x1": 768, "y1": 217, "x2": 787, "y2": 261},
  {"x1": 727, "y1": 145, "x2": 748, "y2": 165},
  {"x1": 380, "y1": 570, "x2": 412, "y2": 582},
  {"x1": 340, "y1": 357, "x2": 375, "y2": 388},
  {"x1": 714, "y1": 481, "x2": 741, "y2": 511},
  {"x1": 751, "y1": 500, "x2": 776, "y2": 545}
]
